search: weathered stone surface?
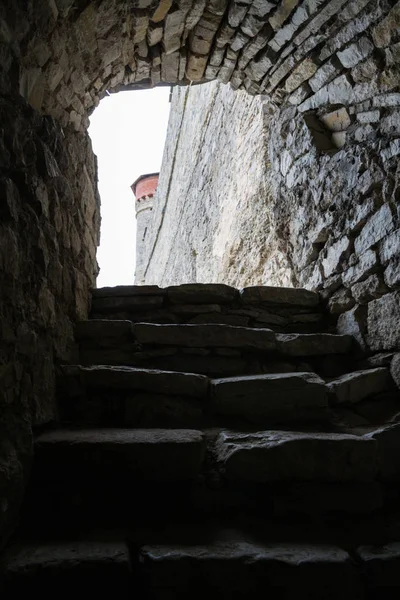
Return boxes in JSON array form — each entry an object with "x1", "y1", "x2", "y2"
[
  {"x1": 390, "y1": 353, "x2": 400, "y2": 389},
  {"x1": 273, "y1": 482, "x2": 383, "y2": 515},
  {"x1": 277, "y1": 333, "x2": 352, "y2": 356},
  {"x1": 241, "y1": 286, "x2": 319, "y2": 307},
  {"x1": 354, "y1": 204, "x2": 394, "y2": 256},
  {"x1": 62, "y1": 365, "x2": 209, "y2": 399},
  {"x1": 357, "y1": 542, "x2": 400, "y2": 589},
  {"x1": 75, "y1": 320, "x2": 134, "y2": 340},
  {"x1": 367, "y1": 291, "x2": 400, "y2": 351},
  {"x1": 141, "y1": 538, "x2": 358, "y2": 595},
  {"x1": 211, "y1": 372, "x2": 329, "y2": 423},
  {"x1": 133, "y1": 323, "x2": 276, "y2": 350},
  {"x1": 365, "y1": 423, "x2": 400, "y2": 481},
  {"x1": 92, "y1": 295, "x2": 164, "y2": 313},
  {"x1": 2, "y1": 541, "x2": 131, "y2": 591},
  {"x1": 351, "y1": 274, "x2": 388, "y2": 304},
  {"x1": 337, "y1": 305, "x2": 367, "y2": 351},
  {"x1": 2, "y1": 0, "x2": 400, "y2": 554},
  {"x1": 92, "y1": 285, "x2": 165, "y2": 297},
  {"x1": 327, "y1": 368, "x2": 391, "y2": 405},
  {"x1": 216, "y1": 430, "x2": 378, "y2": 482},
  {"x1": 167, "y1": 283, "x2": 238, "y2": 304},
  {"x1": 35, "y1": 428, "x2": 205, "y2": 481}
]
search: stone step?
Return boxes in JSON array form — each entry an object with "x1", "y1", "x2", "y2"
[
  {"x1": 90, "y1": 284, "x2": 325, "y2": 334},
  {"x1": 59, "y1": 366, "x2": 335, "y2": 428},
  {"x1": 216, "y1": 429, "x2": 378, "y2": 483},
  {"x1": 76, "y1": 320, "x2": 353, "y2": 377},
  {"x1": 1, "y1": 540, "x2": 132, "y2": 594},
  {"x1": 59, "y1": 365, "x2": 396, "y2": 429},
  {"x1": 211, "y1": 372, "x2": 330, "y2": 424},
  {"x1": 34, "y1": 428, "x2": 205, "y2": 482},
  {"x1": 6, "y1": 527, "x2": 396, "y2": 598},
  {"x1": 138, "y1": 536, "x2": 361, "y2": 599}
]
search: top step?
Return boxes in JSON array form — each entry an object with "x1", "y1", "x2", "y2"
[{"x1": 91, "y1": 284, "x2": 325, "y2": 333}]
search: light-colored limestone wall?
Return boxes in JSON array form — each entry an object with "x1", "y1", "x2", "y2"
[{"x1": 142, "y1": 80, "x2": 293, "y2": 288}]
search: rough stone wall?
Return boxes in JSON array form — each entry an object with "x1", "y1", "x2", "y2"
[
  {"x1": 0, "y1": 53, "x2": 100, "y2": 549},
  {"x1": 0, "y1": 0, "x2": 399, "y2": 553},
  {"x1": 142, "y1": 81, "x2": 293, "y2": 287},
  {"x1": 142, "y1": 3, "x2": 400, "y2": 353}
]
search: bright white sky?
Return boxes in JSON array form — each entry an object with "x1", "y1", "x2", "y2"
[{"x1": 88, "y1": 87, "x2": 171, "y2": 287}]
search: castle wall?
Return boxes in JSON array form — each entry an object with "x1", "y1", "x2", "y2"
[{"x1": 141, "y1": 82, "x2": 293, "y2": 288}]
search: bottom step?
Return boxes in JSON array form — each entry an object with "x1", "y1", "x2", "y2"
[
  {"x1": 3, "y1": 526, "x2": 400, "y2": 599},
  {"x1": 1, "y1": 540, "x2": 131, "y2": 594}
]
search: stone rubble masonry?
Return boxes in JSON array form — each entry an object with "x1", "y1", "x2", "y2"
[{"x1": 1, "y1": 0, "x2": 400, "y2": 558}]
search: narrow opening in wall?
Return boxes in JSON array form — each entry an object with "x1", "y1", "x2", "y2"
[{"x1": 88, "y1": 88, "x2": 170, "y2": 287}]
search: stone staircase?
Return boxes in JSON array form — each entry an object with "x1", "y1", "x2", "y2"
[{"x1": 2, "y1": 284, "x2": 400, "y2": 598}]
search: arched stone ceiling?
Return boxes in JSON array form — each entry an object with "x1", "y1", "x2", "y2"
[{"x1": 3, "y1": 0, "x2": 399, "y2": 130}]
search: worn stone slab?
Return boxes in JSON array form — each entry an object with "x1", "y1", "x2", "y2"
[
  {"x1": 356, "y1": 542, "x2": 400, "y2": 587},
  {"x1": 35, "y1": 429, "x2": 205, "y2": 481},
  {"x1": 167, "y1": 283, "x2": 238, "y2": 304},
  {"x1": 273, "y1": 481, "x2": 383, "y2": 515},
  {"x1": 277, "y1": 333, "x2": 353, "y2": 356},
  {"x1": 328, "y1": 368, "x2": 391, "y2": 405},
  {"x1": 217, "y1": 430, "x2": 378, "y2": 482},
  {"x1": 133, "y1": 323, "x2": 276, "y2": 350},
  {"x1": 365, "y1": 423, "x2": 400, "y2": 481},
  {"x1": 141, "y1": 539, "x2": 357, "y2": 594},
  {"x1": 91, "y1": 295, "x2": 164, "y2": 313},
  {"x1": 367, "y1": 291, "x2": 400, "y2": 351},
  {"x1": 240, "y1": 286, "x2": 319, "y2": 307},
  {"x1": 211, "y1": 372, "x2": 329, "y2": 423},
  {"x1": 2, "y1": 541, "x2": 130, "y2": 591},
  {"x1": 62, "y1": 365, "x2": 209, "y2": 399},
  {"x1": 92, "y1": 285, "x2": 165, "y2": 297},
  {"x1": 75, "y1": 319, "x2": 134, "y2": 340}
]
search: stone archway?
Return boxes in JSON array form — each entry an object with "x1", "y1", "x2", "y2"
[{"x1": 0, "y1": 0, "x2": 400, "y2": 551}]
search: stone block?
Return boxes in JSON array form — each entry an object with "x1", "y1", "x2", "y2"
[
  {"x1": 35, "y1": 428, "x2": 205, "y2": 482},
  {"x1": 92, "y1": 285, "x2": 165, "y2": 298},
  {"x1": 240, "y1": 286, "x2": 319, "y2": 307},
  {"x1": 322, "y1": 236, "x2": 351, "y2": 278},
  {"x1": 63, "y1": 365, "x2": 209, "y2": 399},
  {"x1": 367, "y1": 291, "x2": 400, "y2": 351},
  {"x1": 216, "y1": 430, "x2": 378, "y2": 482},
  {"x1": 133, "y1": 323, "x2": 276, "y2": 351},
  {"x1": 342, "y1": 250, "x2": 377, "y2": 288},
  {"x1": 75, "y1": 320, "x2": 134, "y2": 341},
  {"x1": 167, "y1": 283, "x2": 238, "y2": 304},
  {"x1": 337, "y1": 305, "x2": 367, "y2": 350},
  {"x1": 351, "y1": 274, "x2": 388, "y2": 304},
  {"x1": 379, "y1": 229, "x2": 400, "y2": 265},
  {"x1": 186, "y1": 52, "x2": 208, "y2": 79},
  {"x1": 320, "y1": 108, "x2": 351, "y2": 132},
  {"x1": 337, "y1": 36, "x2": 374, "y2": 68},
  {"x1": 2, "y1": 541, "x2": 131, "y2": 593},
  {"x1": 328, "y1": 288, "x2": 356, "y2": 315},
  {"x1": 365, "y1": 423, "x2": 400, "y2": 481},
  {"x1": 284, "y1": 58, "x2": 318, "y2": 93},
  {"x1": 140, "y1": 538, "x2": 359, "y2": 596},
  {"x1": 211, "y1": 372, "x2": 329, "y2": 424},
  {"x1": 277, "y1": 333, "x2": 352, "y2": 356},
  {"x1": 92, "y1": 295, "x2": 164, "y2": 313},
  {"x1": 273, "y1": 482, "x2": 383, "y2": 515},
  {"x1": 328, "y1": 368, "x2": 391, "y2": 405},
  {"x1": 384, "y1": 257, "x2": 400, "y2": 288},
  {"x1": 354, "y1": 204, "x2": 394, "y2": 256}
]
